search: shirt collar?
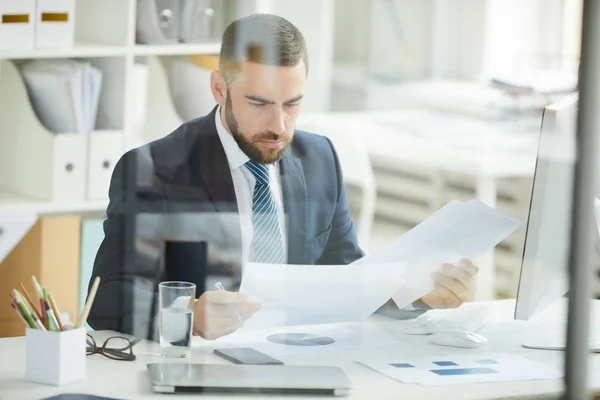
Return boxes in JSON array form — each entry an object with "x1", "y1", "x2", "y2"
[{"x1": 214, "y1": 105, "x2": 249, "y2": 171}]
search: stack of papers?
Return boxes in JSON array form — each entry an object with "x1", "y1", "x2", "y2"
[
  {"x1": 237, "y1": 199, "x2": 521, "y2": 331},
  {"x1": 21, "y1": 60, "x2": 102, "y2": 133},
  {"x1": 491, "y1": 69, "x2": 578, "y2": 94},
  {"x1": 239, "y1": 261, "x2": 407, "y2": 330},
  {"x1": 352, "y1": 200, "x2": 522, "y2": 308},
  {"x1": 357, "y1": 352, "x2": 562, "y2": 386}
]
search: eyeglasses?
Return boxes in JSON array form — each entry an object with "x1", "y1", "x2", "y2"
[{"x1": 86, "y1": 334, "x2": 141, "y2": 361}]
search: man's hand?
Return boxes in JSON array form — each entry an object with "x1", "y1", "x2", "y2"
[
  {"x1": 193, "y1": 290, "x2": 261, "y2": 340},
  {"x1": 419, "y1": 259, "x2": 479, "y2": 309}
]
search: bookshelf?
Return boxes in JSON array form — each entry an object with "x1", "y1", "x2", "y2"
[
  {"x1": 0, "y1": 0, "x2": 269, "y2": 216},
  {"x1": 133, "y1": 42, "x2": 222, "y2": 56}
]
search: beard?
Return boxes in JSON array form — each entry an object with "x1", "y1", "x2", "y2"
[{"x1": 224, "y1": 92, "x2": 292, "y2": 164}]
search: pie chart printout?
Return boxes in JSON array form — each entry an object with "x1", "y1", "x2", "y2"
[{"x1": 267, "y1": 333, "x2": 336, "y2": 346}]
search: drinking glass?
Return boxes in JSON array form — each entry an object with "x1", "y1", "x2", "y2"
[{"x1": 158, "y1": 281, "x2": 196, "y2": 358}]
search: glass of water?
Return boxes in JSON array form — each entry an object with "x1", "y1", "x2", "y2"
[{"x1": 158, "y1": 281, "x2": 196, "y2": 358}]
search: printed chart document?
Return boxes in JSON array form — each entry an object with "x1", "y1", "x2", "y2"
[
  {"x1": 218, "y1": 318, "x2": 406, "y2": 358},
  {"x1": 352, "y1": 200, "x2": 522, "y2": 308},
  {"x1": 356, "y1": 352, "x2": 562, "y2": 386},
  {"x1": 238, "y1": 261, "x2": 407, "y2": 330},
  {"x1": 218, "y1": 323, "x2": 402, "y2": 358},
  {"x1": 0, "y1": 213, "x2": 38, "y2": 264}
]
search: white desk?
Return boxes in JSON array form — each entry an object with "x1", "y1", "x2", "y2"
[{"x1": 1, "y1": 300, "x2": 599, "y2": 400}]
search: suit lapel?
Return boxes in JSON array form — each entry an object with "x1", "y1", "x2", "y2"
[
  {"x1": 280, "y1": 148, "x2": 307, "y2": 264},
  {"x1": 193, "y1": 110, "x2": 243, "y2": 270},
  {"x1": 196, "y1": 125, "x2": 238, "y2": 214},
  {"x1": 154, "y1": 106, "x2": 307, "y2": 266},
  {"x1": 150, "y1": 106, "x2": 238, "y2": 214}
]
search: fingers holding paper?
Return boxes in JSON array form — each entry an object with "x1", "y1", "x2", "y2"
[
  {"x1": 193, "y1": 290, "x2": 261, "y2": 340},
  {"x1": 420, "y1": 259, "x2": 479, "y2": 309}
]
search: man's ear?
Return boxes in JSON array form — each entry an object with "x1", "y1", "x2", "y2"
[{"x1": 210, "y1": 70, "x2": 226, "y2": 106}]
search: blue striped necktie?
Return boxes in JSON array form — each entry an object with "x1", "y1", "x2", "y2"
[{"x1": 245, "y1": 160, "x2": 286, "y2": 264}]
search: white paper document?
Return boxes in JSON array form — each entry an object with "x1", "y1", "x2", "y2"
[
  {"x1": 219, "y1": 324, "x2": 367, "y2": 358},
  {"x1": 239, "y1": 261, "x2": 407, "y2": 330},
  {"x1": 357, "y1": 352, "x2": 562, "y2": 386},
  {"x1": 352, "y1": 200, "x2": 522, "y2": 308},
  {"x1": 21, "y1": 59, "x2": 102, "y2": 133},
  {"x1": 0, "y1": 213, "x2": 38, "y2": 264},
  {"x1": 219, "y1": 321, "x2": 404, "y2": 358}
]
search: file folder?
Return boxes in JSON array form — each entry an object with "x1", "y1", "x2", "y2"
[{"x1": 21, "y1": 59, "x2": 102, "y2": 133}]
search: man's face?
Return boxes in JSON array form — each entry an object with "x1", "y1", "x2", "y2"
[{"x1": 217, "y1": 61, "x2": 306, "y2": 164}]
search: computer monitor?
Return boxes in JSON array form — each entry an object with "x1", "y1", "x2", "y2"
[{"x1": 514, "y1": 92, "x2": 581, "y2": 321}]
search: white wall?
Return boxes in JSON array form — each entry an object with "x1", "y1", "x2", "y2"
[
  {"x1": 333, "y1": 0, "x2": 488, "y2": 82},
  {"x1": 430, "y1": 0, "x2": 487, "y2": 80},
  {"x1": 333, "y1": 0, "x2": 371, "y2": 64},
  {"x1": 270, "y1": 0, "x2": 336, "y2": 113},
  {"x1": 482, "y1": 0, "x2": 580, "y2": 80},
  {"x1": 367, "y1": 0, "x2": 434, "y2": 80}
]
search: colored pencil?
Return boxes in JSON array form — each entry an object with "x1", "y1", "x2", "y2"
[
  {"x1": 43, "y1": 289, "x2": 59, "y2": 331},
  {"x1": 18, "y1": 283, "x2": 41, "y2": 320},
  {"x1": 48, "y1": 293, "x2": 65, "y2": 331},
  {"x1": 11, "y1": 298, "x2": 31, "y2": 328},
  {"x1": 12, "y1": 291, "x2": 36, "y2": 329},
  {"x1": 76, "y1": 276, "x2": 100, "y2": 328},
  {"x1": 31, "y1": 276, "x2": 44, "y2": 302},
  {"x1": 14, "y1": 290, "x2": 45, "y2": 331},
  {"x1": 40, "y1": 298, "x2": 48, "y2": 329}
]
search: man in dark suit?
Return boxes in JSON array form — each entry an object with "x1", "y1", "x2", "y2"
[{"x1": 88, "y1": 14, "x2": 478, "y2": 340}]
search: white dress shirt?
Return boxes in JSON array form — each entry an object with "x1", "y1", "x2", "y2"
[{"x1": 214, "y1": 106, "x2": 287, "y2": 266}]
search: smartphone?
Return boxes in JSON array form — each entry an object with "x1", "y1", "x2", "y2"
[{"x1": 213, "y1": 348, "x2": 284, "y2": 365}]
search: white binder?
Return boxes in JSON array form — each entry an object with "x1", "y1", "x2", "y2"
[
  {"x1": 87, "y1": 130, "x2": 124, "y2": 200},
  {"x1": 0, "y1": 0, "x2": 35, "y2": 50},
  {"x1": 52, "y1": 133, "x2": 87, "y2": 203},
  {"x1": 0, "y1": 59, "x2": 90, "y2": 203},
  {"x1": 34, "y1": 0, "x2": 75, "y2": 48}
]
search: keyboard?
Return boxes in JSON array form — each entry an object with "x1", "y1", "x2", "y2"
[{"x1": 403, "y1": 302, "x2": 496, "y2": 335}]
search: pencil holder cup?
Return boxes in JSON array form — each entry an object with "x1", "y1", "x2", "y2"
[{"x1": 25, "y1": 327, "x2": 86, "y2": 386}]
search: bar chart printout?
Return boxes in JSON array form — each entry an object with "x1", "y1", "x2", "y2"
[{"x1": 356, "y1": 353, "x2": 562, "y2": 386}]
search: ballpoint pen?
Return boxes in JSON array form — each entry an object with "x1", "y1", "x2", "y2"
[{"x1": 214, "y1": 282, "x2": 244, "y2": 329}]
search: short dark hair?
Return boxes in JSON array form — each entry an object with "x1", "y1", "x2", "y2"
[{"x1": 219, "y1": 14, "x2": 309, "y2": 83}]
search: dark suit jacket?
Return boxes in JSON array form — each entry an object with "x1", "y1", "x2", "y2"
[{"x1": 87, "y1": 106, "x2": 365, "y2": 338}]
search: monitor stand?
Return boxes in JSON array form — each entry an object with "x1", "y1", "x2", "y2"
[{"x1": 521, "y1": 298, "x2": 600, "y2": 352}]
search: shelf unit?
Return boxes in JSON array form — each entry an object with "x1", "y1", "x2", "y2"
[
  {"x1": 133, "y1": 42, "x2": 222, "y2": 56},
  {"x1": 0, "y1": 0, "x2": 270, "y2": 215},
  {"x1": 0, "y1": 44, "x2": 129, "y2": 60}
]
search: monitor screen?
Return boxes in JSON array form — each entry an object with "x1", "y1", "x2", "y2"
[{"x1": 514, "y1": 93, "x2": 579, "y2": 320}]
